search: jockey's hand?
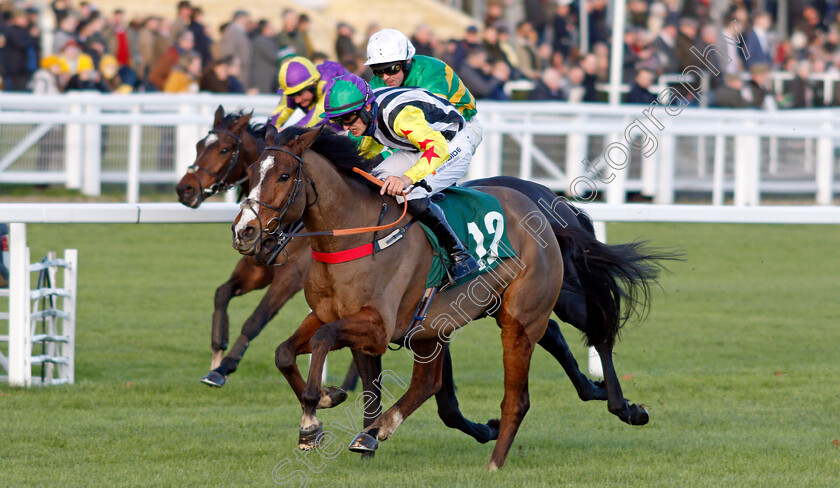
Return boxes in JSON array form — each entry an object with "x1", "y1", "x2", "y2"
[{"x1": 380, "y1": 175, "x2": 413, "y2": 196}]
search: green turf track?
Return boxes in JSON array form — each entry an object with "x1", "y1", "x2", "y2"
[{"x1": 1, "y1": 222, "x2": 839, "y2": 487}]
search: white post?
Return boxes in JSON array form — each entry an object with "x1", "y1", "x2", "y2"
[
  {"x1": 65, "y1": 102, "x2": 83, "y2": 190},
  {"x1": 566, "y1": 116, "x2": 586, "y2": 189},
  {"x1": 655, "y1": 134, "x2": 675, "y2": 204},
  {"x1": 641, "y1": 126, "x2": 657, "y2": 198},
  {"x1": 61, "y1": 249, "x2": 78, "y2": 385},
  {"x1": 734, "y1": 121, "x2": 760, "y2": 206},
  {"x1": 713, "y1": 134, "x2": 726, "y2": 206},
  {"x1": 588, "y1": 220, "x2": 607, "y2": 379},
  {"x1": 816, "y1": 121, "x2": 833, "y2": 205},
  {"x1": 488, "y1": 111, "x2": 503, "y2": 176},
  {"x1": 8, "y1": 224, "x2": 31, "y2": 387},
  {"x1": 605, "y1": 133, "x2": 627, "y2": 204},
  {"x1": 518, "y1": 117, "x2": 533, "y2": 181},
  {"x1": 127, "y1": 106, "x2": 142, "y2": 204},
  {"x1": 608, "y1": 0, "x2": 627, "y2": 106},
  {"x1": 175, "y1": 104, "x2": 196, "y2": 177},
  {"x1": 82, "y1": 102, "x2": 102, "y2": 197}
]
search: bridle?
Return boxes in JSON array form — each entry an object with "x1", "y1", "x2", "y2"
[
  {"x1": 239, "y1": 143, "x2": 409, "y2": 265},
  {"x1": 187, "y1": 128, "x2": 248, "y2": 202},
  {"x1": 239, "y1": 145, "x2": 317, "y2": 265}
]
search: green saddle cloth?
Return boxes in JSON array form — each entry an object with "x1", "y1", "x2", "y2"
[{"x1": 418, "y1": 186, "x2": 517, "y2": 288}]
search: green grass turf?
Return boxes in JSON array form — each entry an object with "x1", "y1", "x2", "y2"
[{"x1": 1, "y1": 222, "x2": 839, "y2": 487}]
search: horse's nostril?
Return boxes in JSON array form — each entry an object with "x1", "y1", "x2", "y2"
[
  {"x1": 239, "y1": 226, "x2": 256, "y2": 241},
  {"x1": 176, "y1": 185, "x2": 194, "y2": 198}
]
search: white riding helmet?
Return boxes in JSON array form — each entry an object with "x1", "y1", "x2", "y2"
[{"x1": 365, "y1": 28, "x2": 416, "y2": 66}]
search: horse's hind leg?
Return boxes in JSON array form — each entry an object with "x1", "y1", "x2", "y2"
[
  {"x1": 348, "y1": 338, "x2": 446, "y2": 454},
  {"x1": 204, "y1": 259, "x2": 306, "y2": 387},
  {"x1": 539, "y1": 315, "x2": 607, "y2": 402},
  {"x1": 594, "y1": 342, "x2": 649, "y2": 426},
  {"x1": 210, "y1": 257, "x2": 272, "y2": 370},
  {"x1": 487, "y1": 311, "x2": 539, "y2": 471},
  {"x1": 434, "y1": 344, "x2": 499, "y2": 444}
]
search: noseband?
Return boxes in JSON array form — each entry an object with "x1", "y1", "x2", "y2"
[
  {"x1": 239, "y1": 146, "x2": 317, "y2": 265},
  {"x1": 188, "y1": 128, "x2": 248, "y2": 201}
]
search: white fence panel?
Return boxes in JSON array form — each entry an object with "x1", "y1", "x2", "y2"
[{"x1": 1, "y1": 93, "x2": 839, "y2": 205}]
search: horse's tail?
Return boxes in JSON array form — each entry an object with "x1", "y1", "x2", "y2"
[{"x1": 551, "y1": 211, "x2": 682, "y2": 347}]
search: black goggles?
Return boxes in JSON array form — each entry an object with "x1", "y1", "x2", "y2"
[
  {"x1": 329, "y1": 110, "x2": 362, "y2": 126},
  {"x1": 371, "y1": 63, "x2": 402, "y2": 77}
]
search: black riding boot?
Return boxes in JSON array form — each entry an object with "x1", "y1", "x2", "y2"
[{"x1": 408, "y1": 198, "x2": 479, "y2": 283}]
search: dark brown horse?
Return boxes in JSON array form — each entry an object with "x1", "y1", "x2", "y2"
[{"x1": 232, "y1": 125, "x2": 592, "y2": 469}]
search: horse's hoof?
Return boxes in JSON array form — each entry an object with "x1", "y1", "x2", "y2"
[
  {"x1": 298, "y1": 423, "x2": 323, "y2": 450},
  {"x1": 629, "y1": 404, "x2": 649, "y2": 426},
  {"x1": 200, "y1": 371, "x2": 226, "y2": 387},
  {"x1": 317, "y1": 386, "x2": 348, "y2": 409},
  {"x1": 348, "y1": 432, "x2": 379, "y2": 454}
]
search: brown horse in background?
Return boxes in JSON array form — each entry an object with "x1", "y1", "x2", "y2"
[
  {"x1": 233, "y1": 125, "x2": 571, "y2": 469},
  {"x1": 175, "y1": 107, "x2": 352, "y2": 388}
]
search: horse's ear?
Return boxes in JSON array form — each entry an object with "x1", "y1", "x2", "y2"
[
  {"x1": 214, "y1": 105, "x2": 224, "y2": 127},
  {"x1": 265, "y1": 123, "x2": 278, "y2": 145},
  {"x1": 289, "y1": 126, "x2": 323, "y2": 154},
  {"x1": 231, "y1": 111, "x2": 253, "y2": 132}
]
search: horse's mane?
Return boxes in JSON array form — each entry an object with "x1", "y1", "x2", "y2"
[
  {"x1": 219, "y1": 111, "x2": 267, "y2": 141},
  {"x1": 275, "y1": 126, "x2": 378, "y2": 184}
]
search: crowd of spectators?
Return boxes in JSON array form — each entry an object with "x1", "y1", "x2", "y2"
[{"x1": 1, "y1": 0, "x2": 840, "y2": 109}]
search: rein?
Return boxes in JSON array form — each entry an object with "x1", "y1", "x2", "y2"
[
  {"x1": 187, "y1": 128, "x2": 248, "y2": 200},
  {"x1": 244, "y1": 148, "x2": 409, "y2": 242}
]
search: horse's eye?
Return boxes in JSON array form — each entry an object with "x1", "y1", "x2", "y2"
[
  {"x1": 278, "y1": 174, "x2": 291, "y2": 182},
  {"x1": 220, "y1": 148, "x2": 230, "y2": 154}
]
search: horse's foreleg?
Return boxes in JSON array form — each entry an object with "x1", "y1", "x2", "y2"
[
  {"x1": 208, "y1": 266, "x2": 304, "y2": 385},
  {"x1": 434, "y1": 344, "x2": 499, "y2": 443},
  {"x1": 594, "y1": 342, "x2": 649, "y2": 426},
  {"x1": 539, "y1": 317, "x2": 607, "y2": 401},
  {"x1": 210, "y1": 257, "x2": 272, "y2": 369},
  {"x1": 298, "y1": 307, "x2": 388, "y2": 451},
  {"x1": 349, "y1": 338, "x2": 445, "y2": 454},
  {"x1": 274, "y1": 312, "x2": 344, "y2": 405}
]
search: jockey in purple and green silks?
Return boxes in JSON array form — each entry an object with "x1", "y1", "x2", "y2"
[
  {"x1": 269, "y1": 57, "x2": 346, "y2": 131},
  {"x1": 322, "y1": 73, "x2": 480, "y2": 282}
]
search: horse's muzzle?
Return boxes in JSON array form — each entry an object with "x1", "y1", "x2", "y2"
[
  {"x1": 231, "y1": 223, "x2": 259, "y2": 255},
  {"x1": 175, "y1": 183, "x2": 201, "y2": 208}
]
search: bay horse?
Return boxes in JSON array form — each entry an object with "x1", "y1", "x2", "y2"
[
  {"x1": 232, "y1": 125, "x2": 663, "y2": 469},
  {"x1": 178, "y1": 109, "x2": 665, "y2": 449}
]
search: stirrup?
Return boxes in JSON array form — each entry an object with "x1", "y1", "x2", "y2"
[{"x1": 443, "y1": 253, "x2": 479, "y2": 287}]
